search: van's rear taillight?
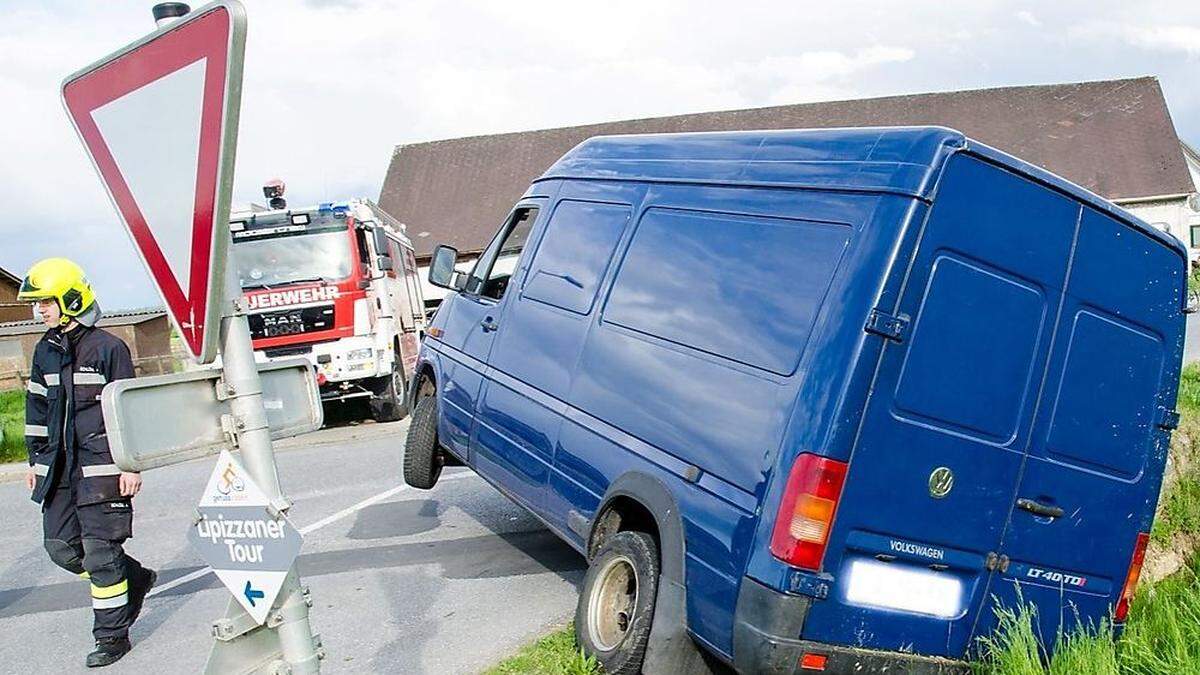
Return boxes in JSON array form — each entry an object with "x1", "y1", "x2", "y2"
[
  {"x1": 770, "y1": 453, "x2": 848, "y2": 571},
  {"x1": 1115, "y1": 532, "x2": 1150, "y2": 622}
]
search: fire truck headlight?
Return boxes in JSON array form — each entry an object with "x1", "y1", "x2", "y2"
[{"x1": 346, "y1": 348, "x2": 373, "y2": 361}]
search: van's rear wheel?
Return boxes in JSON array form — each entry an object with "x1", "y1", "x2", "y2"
[
  {"x1": 575, "y1": 531, "x2": 659, "y2": 675},
  {"x1": 369, "y1": 364, "x2": 407, "y2": 423},
  {"x1": 403, "y1": 395, "x2": 443, "y2": 489}
]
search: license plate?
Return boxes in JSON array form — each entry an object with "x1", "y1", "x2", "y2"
[
  {"x1": 844, "y1": 559, "x2": 963, "y2": 618},
  {"x1": 264, "y1": 323, "x2": 305, "y2": 338}
]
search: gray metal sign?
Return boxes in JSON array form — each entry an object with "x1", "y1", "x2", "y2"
[
  {"x1": 189, "y1": 450, "x2": 303, "y2": 624},
  {"x1": 102, "y1": 358, "x2": 323, "y2": 473}
]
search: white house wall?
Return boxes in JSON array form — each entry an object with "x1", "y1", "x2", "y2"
[{"x1": 1121, "y1": 198, "x2": 1199, "y2": 259}]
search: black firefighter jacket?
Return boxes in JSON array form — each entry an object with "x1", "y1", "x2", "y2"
[{"x1": 25, "y1": 326, "x2": 135, "y2": 505}]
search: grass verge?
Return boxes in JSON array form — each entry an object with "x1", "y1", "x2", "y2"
[
  {"x1": 973, "y1": 604, "x2": 1117, "y2": 675},
  {"x1": 1147, "y1": 364, "x2": 1200, "y2": 577},
  {"x1": 0, "y1": 389, "x2": 26, "y2": 463},
  {"x1": 483, "y1": 623, "x2": 599, "y2": 675},
  {"x1": 974, "y1": 559, "x2": 1200, "y2": 674}
]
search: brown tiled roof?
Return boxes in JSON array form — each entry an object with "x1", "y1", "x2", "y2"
[
  {"x1": 0, "y1": 307, "x2": 167, "y2": 337},
  {"x1": 0, "y1": 266, "x2": 19, "y2": 288},
  {"x1": 380, "y1": 77, "x2": 1194, "y2": 259}
]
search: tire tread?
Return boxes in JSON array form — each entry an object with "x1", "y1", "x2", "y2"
[{"x1": 403, "y1": 396, "x2": 442, "y2": 489}]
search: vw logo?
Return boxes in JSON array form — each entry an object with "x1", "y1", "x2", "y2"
[{"x1": 928, "y1": 467, "x2": 954, "y2": 499}]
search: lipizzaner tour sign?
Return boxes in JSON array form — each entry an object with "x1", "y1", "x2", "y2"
[{"x1": 188, "y1": 450, "x2": 303, "y2": 625}]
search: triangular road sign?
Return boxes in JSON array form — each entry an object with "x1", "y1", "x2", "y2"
[{"x1": 62, "y1": 2, "x2": 247, "y2": 363}]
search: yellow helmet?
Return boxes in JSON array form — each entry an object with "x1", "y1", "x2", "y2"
[{"x1": 17, "y1": 258, "x2": 101, "y2": 327}]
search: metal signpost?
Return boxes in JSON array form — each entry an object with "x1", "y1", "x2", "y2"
[{"x1": 61, "y1": 2, "x2": 325, "y2": 672}]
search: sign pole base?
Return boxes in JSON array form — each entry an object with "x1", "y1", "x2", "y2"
[{"x1": 205, "y1": 574, "x2": 323, "y2": 675}]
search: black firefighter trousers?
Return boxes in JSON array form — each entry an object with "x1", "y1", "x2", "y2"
[{"x1": 42, "y1": 477, "x2": 150, "y2": 640}]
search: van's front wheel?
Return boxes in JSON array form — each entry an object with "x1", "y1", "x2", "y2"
[
  {"x1": 575, "y1": 531, "x2": 659, "y2": 675},
  {"x1": 403, "y1": 395, "x2": 443, "y2": 489}
]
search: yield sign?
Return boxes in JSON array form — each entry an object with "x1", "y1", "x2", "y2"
[{"x1": 61, "y1": 2, "x2": 247, "y2": 363}]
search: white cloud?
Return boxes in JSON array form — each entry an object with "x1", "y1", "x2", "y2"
[
  {"x1": 1123, "y1": 25, "x2": 1200, "y2": 56},
  {"x1": 1016, "y1": 10, "x2": 1042, "y2": 28},
  {"x1": 1071, "y1": 21, "x2": 1200, "y2": 58}
]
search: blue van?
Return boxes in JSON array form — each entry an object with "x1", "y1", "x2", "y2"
[{"x1": 402, "y1": 127, "x2": 1186, "y2": 674}]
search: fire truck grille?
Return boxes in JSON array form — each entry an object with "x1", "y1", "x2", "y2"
[{"x1": 248, "y1": 304, "x2": 336, "y2": 339}]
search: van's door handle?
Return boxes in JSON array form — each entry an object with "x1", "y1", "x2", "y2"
[
  {"x1": 480, "y1": 317, "x2": 499, "y2": 332},
  {"x1": 1016, "y1": 498, "x2": 1064, "y2": 519}
]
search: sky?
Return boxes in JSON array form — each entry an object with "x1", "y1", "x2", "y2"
[{"x1": 0, "y1": 0, "x2": 1198, "y2": 310}]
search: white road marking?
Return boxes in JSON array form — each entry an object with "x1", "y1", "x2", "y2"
[
  {"x1": 147, "y1": 471, "x2": 478, "y2": 598},
  {"x1": 298, "y1": 471, "x2": 475, "y2": 535}
]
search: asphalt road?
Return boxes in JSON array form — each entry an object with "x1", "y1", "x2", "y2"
[{"x1": 0, "y1": 417, "x2": 585, "y2": 673}]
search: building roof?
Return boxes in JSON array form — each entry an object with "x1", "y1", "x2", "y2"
[
  {"x1": 549, "y1": 127, "x2": 1183, "y2": 257},
  {"x1": 1184, "y1": 140, "x2": 1200, "y2": 167},
  {"x1": 380, "y1": 77, "x2": 1195, "y2": 258},
  {"x1": 0, "y1": 266, "x2": 20, "y2": 288},
  {"x1": 0, "y1": 307, "x2": 167, "y2": 337}
]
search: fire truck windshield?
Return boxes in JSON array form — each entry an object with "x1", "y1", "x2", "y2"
[{"x1": 233, "y1": 229, "x2": 353, "y2": 290}]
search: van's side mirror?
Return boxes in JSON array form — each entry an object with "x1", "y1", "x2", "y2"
[{"x1": 429, "y1": 245, "x2": 464, "y2": 291}]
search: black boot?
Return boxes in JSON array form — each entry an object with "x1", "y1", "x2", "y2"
[
  {"x1": 86, "y1": 636, "x2": 131, "y2": 668},
  {"x1": 127, "y1": 568, "x2": 158, "y2": 626}
]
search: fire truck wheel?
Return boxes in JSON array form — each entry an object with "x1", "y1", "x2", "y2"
[
  {"x1": 370, "y1": 365, "x2": 407, "y2": 423},
  {"x1": 403, "y1": 395, "x2": 443, "y2": 489}
]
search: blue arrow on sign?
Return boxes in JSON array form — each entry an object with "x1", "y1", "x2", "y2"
[{"x1": 244, "y1": 580, "x2": 266, "y2": 607}]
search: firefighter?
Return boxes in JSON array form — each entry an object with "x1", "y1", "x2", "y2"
[{"x1": 18, "y1": 258, "x2": 156, "y2": 668}]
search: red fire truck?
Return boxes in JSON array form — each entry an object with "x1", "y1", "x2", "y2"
[{"x1": 229, "y1": 197, "x2": 426, "y2": 421}]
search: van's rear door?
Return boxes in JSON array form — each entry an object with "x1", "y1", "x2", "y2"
[
  {"x1": 973, "y1": 206, "x2": 1186, "y2": 647},
  {"x1": 798, "y1": 154, "x2": 1082, "y2": 658}
]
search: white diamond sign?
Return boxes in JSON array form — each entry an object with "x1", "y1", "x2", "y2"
[{"x1": 189, "y1": 450, "x2": 302, "y2": 624}]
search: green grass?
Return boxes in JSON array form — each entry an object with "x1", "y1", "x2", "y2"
[
  {"x1": 1152, "y1": 364, "x2": 1200, "y2": 546},
  {"x1": 1187, "y1": 269, "x2": 1200, "y2": 298},
  {"x1": 973, "y1": 601, "x2": 1119, "y2": 674},
  {"x1": 1118, "y1": 561, "x2": 1200, "y2": 672},
  {"x1": 1153, "y1": 477, "x2": 1200, "y2": 545},
  {"x1": 973, "y1": 559, "x2": 1200, "y2": 674},
  {"x1": 483, "y1": 624, "x2": 600, "y2": 675},
  {"x1": 1177, "y1": 364, "x2": 1200, "y2": 415},
  {"x1": 0, "y1": 389, "x2": 26, "y2": 463}
]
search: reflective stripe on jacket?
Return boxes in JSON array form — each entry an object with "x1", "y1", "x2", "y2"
[{"x1": 26, "y1": 327, "x2": 135, "y2": 505}]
